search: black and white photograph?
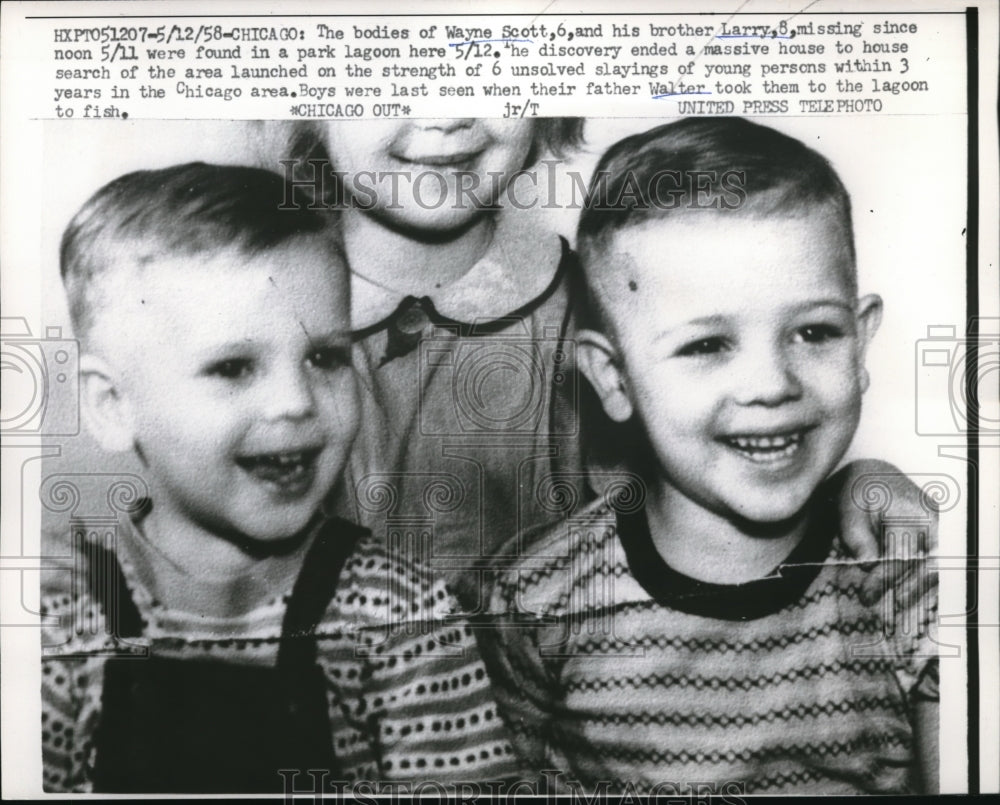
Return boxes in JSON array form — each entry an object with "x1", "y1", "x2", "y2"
[{"x1": 1, "y1": 0, "x2": 996, "y2": 799}]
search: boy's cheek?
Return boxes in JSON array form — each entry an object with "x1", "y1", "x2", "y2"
[
  {"x1": 139, "y1": 400, "x2": 239, "y2": 451},
  {"x1": 321, "y1": 375, "x2": 361, "y2": 436},
  {"x1": 630, "y1": 374, "x2": 674, "y2": 419},
  {"x1": 832, "y1": 368, "x2": 869, "y2": 411},
  {"x1": 631, "y1": 370, "x2": 699, "y2": 424},
  {"x1": 802, "y1": 354, "x2": 866, "y2": 401}
]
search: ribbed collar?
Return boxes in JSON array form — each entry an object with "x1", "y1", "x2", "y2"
[{"x1": 616, "y1": 495, "x2": 838, "y2": 621}]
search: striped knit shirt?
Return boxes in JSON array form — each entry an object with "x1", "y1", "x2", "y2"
[
  {"x1": 481, "y1": 493, "x2": 939, "y2": 795},
  {"x1": 40, "y1": 513, "x2": 519, "y2": 792}
]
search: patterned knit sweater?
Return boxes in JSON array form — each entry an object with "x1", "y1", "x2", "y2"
[
  {"x1": 481, "y1": 494, "x2": 939, "y2": 795},
  {"x1": 41, "y1": 514, "x2": 519, "y2": 792}
]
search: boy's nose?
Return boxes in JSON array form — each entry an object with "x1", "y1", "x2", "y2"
[
  {"x1": 733, "y1": 347, "x2": 803, "y2": 407},
  {"x1": 262, "y1": 368, "x2": 316, "y2": 421}
]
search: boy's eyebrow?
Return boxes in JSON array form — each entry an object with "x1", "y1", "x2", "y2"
[
  {"x1": 685, "y1": 314, "x2": 730, "y2": 327},
  {"x1": 783, "y1": 298, "x2": 855, "y2": 314},
  {"x1": 197, "y1": 339, "x2": 258, "y2": 356},
  {"x1": 193, "y1": 340, "x2": 272, "y2": 365},
  {"x1": 648, "y1": 299, "x2": 855, "y2": 344},
  {"x1": 308, "y1": 331, "x2": 354, "y2": 346},
  {"x1": 196, "y1": 330, "x2": 352, "y2": 355},
  {"x1": 652, "y1": 314, "x2": 730, "y2": 341},
  {"x1": 298, "y1": 326, "x2": 354, "y2": 342}
]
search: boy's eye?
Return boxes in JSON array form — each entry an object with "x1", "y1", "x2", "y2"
[
  {"x1": 204, "y1": 358, "x2": 253, "y2": 380},
  {"x1": 675, "y1": 336, "x2": 729, "y2": 357},
  {"x1": 794, "y1": 324, "x2": 845, "y2": 344},
  {"x1": 307, "y1": 346, "x2": 350, "y2": 371}
]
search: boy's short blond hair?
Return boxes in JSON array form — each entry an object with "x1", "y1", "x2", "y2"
[
  {"x1": 575, "y1": 118, "x2": 856, "y2": 333},
  {"x1": 61, "y1": 162, "x2": 344, "y2": 342}
]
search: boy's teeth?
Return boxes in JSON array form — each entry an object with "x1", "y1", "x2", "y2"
[
  {"x1": 732, "y1": 434, "x2": 799, "y2": 449},
  {"x1": 260, "y1": 452, "x2": 304, "y2": 467},
  {"x1": 238, "y1": 450, "x2": 316, "y2": 475},
  {"x1": 724, "y1": 432, "x2": 804, "y2": 461}
]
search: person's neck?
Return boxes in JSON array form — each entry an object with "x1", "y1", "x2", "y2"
[
  {"x1": 342, "y1": 209, "x2": 495, "y2": 297},
  {"x1": 133, "y1": 500, "x2": 315, "y2": 617},
  {"x1": 643, "y1": 483, "x2": 810, "y2": 585}
]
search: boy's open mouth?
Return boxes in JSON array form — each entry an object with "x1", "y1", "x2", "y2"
[
  {"x1": 719, "y1": 430, "x2": 810, "y2": 463},
  {"x1": 235, "y1": 449, "x2": 321, "y2": 495}
]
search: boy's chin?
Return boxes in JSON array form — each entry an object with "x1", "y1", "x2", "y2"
[
  {"x1": 225, "y1": 513, "x2": 323, "y2": 556},
  {"x1": 724, "y1": 495, "x2": 814, "y2": 535}
]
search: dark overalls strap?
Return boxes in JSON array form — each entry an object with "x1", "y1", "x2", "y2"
[
  {"x1": 90, "y1": 518, "x2": 368, "y2": 793},
  {"x1": 77, "y1": 529, "x2": 145, "y2": 639},
  {"x1": 278, "y1": 515, "x2": 368, "y2": 666}
]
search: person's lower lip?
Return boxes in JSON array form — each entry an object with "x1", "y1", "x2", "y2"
[{"x1": 394, "y1": 151, "x2": 483, "y2": 169}]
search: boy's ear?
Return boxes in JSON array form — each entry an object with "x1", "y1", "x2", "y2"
[
  {"x1": 855, "y1": 293, "x2": 883, "y2": 393},
  {"x1": 576, "y1": 329, "x2": 633, "y2": 423},
  {"x1": 79, "y1": 354, "x2": 135, "y2": 453}
]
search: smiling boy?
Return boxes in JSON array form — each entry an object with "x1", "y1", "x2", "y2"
[
  {"x1": 41, "y1": 163, "x2": 519, "y2": 792},
  {"x1": 483, "y1": 119, "x2": 938, "y2": 794},
  {"x1": 590, "y1": 212, "x2": 880, "y2": 582}
]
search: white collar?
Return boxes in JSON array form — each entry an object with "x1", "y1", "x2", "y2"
[{"x1": 351, "y1": 208, "x2": 563, "y2": 330}]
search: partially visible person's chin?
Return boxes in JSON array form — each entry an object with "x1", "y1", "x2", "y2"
[{"x1": 375, "y1": 209, "x2": 492, "y2": 242}]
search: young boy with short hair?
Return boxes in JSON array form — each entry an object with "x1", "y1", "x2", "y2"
[
  {"x1": 483, "y1": 118, "x2": 938, "y2": 795},
  {"x1": 42, "y1": 163, "x2": 519, "y2": 792}
]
